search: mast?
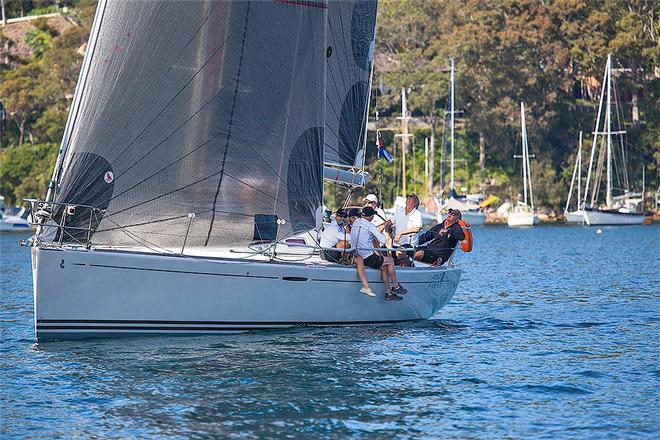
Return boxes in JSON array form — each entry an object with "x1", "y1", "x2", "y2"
[
  {"x1": 577, "y1": 131, "x2": 582, "y2": 208},
  {"x1": 425, "y1": 137, "x2": 429, "y2": 194},
  {"x1": 606, "y1": 53, "x2": 612, "y2": 208},
  {"x1": 641, "y1": 166, "x2": 645, "y2": 212},
  {"x1": 396, "y1": 87, "x2": 412, "y2": 195},
  {"x1": 584, "y1": 55, "x2": 609, "y2": 208},
  {"x1": 525, "y1": 105, "x2": 534, "y2": 209},
  {"x1": 450, "y1": 58, "x2": 455, "y2": 192},
  {"x1": 402, "y1": 87, "x2": 407, "y2": 195},
  {"x1": 520, "y1": 102, "x2": 528, "y2": 206}
]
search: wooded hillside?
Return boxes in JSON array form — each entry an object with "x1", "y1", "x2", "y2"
[{"x1": 1, "y1": 1, "x2": 658, "y2": 212}]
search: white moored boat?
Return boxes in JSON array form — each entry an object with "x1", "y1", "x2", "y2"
[
  {"x1": 564, "y1": 132, "x2": 586, "y2": 224},
  {"x1": 580, "y1": 54, "x2": 644, "y2": 226},
  {"x1": 506, "y1": 205, "x2": 539, "y2": 227},
  {"x1": 582, "y1": 207, "x2": 644, "y2": 226},
  {"x1": 461, "y1": 209, "x2": 486, "y2": 226},
  {"x1": 565, "y1": 210, "x2": 586, "y2": 224},
  {"x1": 507, "y1": 102, "x2": 539, "y2": 227},
  {"x1": 0, "y1": 196, "x2": 31, "y2": 232},
  {"x1": 24, "y1": 0, "x2": 463, "y2": 340}
]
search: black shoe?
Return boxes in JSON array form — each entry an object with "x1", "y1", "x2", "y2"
[
  {"x1": 392, "y1": 284, "x2": 407, "y2": 295},
  {"x1": 384, "y1": 292, "x2": 403, "y2": 301}
]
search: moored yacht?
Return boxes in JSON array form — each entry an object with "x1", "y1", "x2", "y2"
[
  {"x1": 507, "y1": 102, "x2": 539, "y2": 227},
  {"x1": 581, "y1": 54, "x2": 644, "y2": 226}
]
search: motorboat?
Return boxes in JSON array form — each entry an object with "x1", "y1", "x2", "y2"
[{"x1": 0, "y1": 196, "x2": 31, "y2": 232}]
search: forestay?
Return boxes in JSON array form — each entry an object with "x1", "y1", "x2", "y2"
[
  {"x1": 323, "y1": 0, "x2": 376, "y2": 174},
  {"x1": 50, "y1": 0, "x2": 326, "y2": 249}
]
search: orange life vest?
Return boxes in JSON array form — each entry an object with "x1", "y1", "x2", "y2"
[{"x1": 457, "y1": 219, "x2": 473, "y2": 252}]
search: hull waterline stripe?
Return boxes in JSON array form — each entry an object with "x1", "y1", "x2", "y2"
[{"x1": 38, "y1": 318, "x2": 421, "y2": 326}]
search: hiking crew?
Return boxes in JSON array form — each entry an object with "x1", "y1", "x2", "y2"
[
  {"x1": 414, "y1": 208, "x2": 465, "y2": 265},
  {"x1": 350, "y1": 206, "x2": 406, "y2": 301}
]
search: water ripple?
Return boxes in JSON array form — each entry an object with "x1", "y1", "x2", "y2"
[{"x1": 1, "y1": 226, "x2": 659, "y2": 438}]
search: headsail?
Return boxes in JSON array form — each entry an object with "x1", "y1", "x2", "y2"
[
  {"x1": 51, "y1": 0, "x2": 327, "y2": 248},
  {"x1": 323, "y1": 0, "x2": 377, "y2": 185}
]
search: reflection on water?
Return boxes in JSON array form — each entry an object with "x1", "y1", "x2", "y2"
[{"x1": 1, "y1": 225, "x2": 659, "y2": 437}]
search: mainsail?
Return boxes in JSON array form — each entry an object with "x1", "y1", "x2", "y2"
[
  {"x1": 323, "y1": 0, "x2": 376, "y2": 184},
  {"x1": 51, "y1": 0, "x2": 327, "y2": 248}
]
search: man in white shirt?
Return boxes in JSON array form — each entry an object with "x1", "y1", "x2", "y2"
[
  {"x1": 320, "y1": 208, "x2": 349, "y2": 263},
  {"x1": 350, "y1": 206, "x2": 406, "y2": 301},
  {"x1": 363, "y1": 193, "x2": 387, "y2": 227},
  {"x1": 392, "y1": 193, "x2": 422, "y2": 252}
]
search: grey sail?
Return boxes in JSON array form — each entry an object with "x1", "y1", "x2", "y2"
[
  {"x1": 323, "y1": 0, "x2": 376, "y2": 173},
  {"x1": 51, "y1": 0, "x2": 327, "y2": 248}
]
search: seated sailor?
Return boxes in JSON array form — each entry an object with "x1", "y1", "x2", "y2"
[
  {"x1": 392, "y1": 193, "x2": 422, "y2": 260},
  {"x1": 363, "y1": 193, "x2": 387, "y2": 227},
  {"x1": 320, "y1": 208, "x2": 350, "y2": 263},
  {"x1": 414, "y1": 208, "x2": 465, "y2": 265},
  {"x1": 350, "y1": 206, "x2": 406, "y2": 301}
]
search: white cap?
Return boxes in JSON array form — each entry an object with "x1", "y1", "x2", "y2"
[{"x1": 364, "y1": 193, "x2": 378, "y2": 203}]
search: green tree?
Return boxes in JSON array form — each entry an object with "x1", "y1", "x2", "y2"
[
  {"x1": 23, "y1": 18, "x2": 55, "y2": 59},
  {"x1": 0, "y1": 62, "x2": 45, "y2": 144},
  {"x1": 0, "y1": 142, "x2": 57, "y2": 204}
]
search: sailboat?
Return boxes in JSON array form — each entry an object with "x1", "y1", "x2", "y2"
[
  {"x1": 582, "y1": 54, "x2": 644, "y2": 226},
  {"x1": 564, "y1": 131, "x2": 586, "y2": 223},
  {"x1": 441, "y1": 59, "x2": 486, "y2": 226},
  {"x1": 507, "y1": 102, "x2": 539, "y2": 227},
  {"x1": 22, "y1": 0, "x2": 463, "y2": 340}
]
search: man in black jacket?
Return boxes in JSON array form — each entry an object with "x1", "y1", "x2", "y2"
[{"x1": 413, "y1": 208, "x2": 465, "y2": 265}]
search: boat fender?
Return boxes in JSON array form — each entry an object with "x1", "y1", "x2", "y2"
[{"x1": 457, "y1": 219, "x2": 473, "y2": 252}]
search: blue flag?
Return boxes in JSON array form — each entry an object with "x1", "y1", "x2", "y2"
[{"x1": 378, "y1": 147, "x2": 394, "y2": 164}]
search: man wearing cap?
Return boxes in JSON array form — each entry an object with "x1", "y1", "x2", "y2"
[
  {"x1": 363, "y1": 193, "x2": 387, "y2": 227},
  {"x1": 320, "y1": 208, "x2": 350, "y2": 263},
  {"x1": 351, "y1": 206, "x2": 406, "y2": 300},
  {"x1": 414, "y1": 208, "x2": 465, "y2": 265}
]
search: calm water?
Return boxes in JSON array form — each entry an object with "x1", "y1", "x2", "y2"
[{"x1": 1, "y1": 225, "x2": 658, "y2": 438}]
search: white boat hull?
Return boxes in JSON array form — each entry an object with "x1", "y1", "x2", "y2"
[
  {"x1": 507, "y1": 212, "x2": 539, "y2": 227},
  {"x1": 583, "y1": 209, "x2": 645, "y2": 226},
  {"x1": 461, "y1": 210, "x2": 486, "y2": 226},
  {"x1": 31, "y1": 247, "x2": 462, "y2": 340},
  {"x1": 0, "y1": 217, "x2": 31, "y2": 232},
  {"x1": 564, "y1": 210, "x2": 586, "y2": 224}
]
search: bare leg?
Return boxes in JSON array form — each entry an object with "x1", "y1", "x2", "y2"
[
  {"x1": 413, "y1": 250, "x2": 424, "y2": 261},
  {"x1": 380, "y1": 266, "x2": 391, "y2": 293},
  {"x1": 354, "y1": 256, "x2": 370, "y2": 289},
  {"x1": 381, "y1": 257, "x2": 399, "y2": 292},
  {"x1": 383, "y1": 256, "x2": 400, "y2": 289}
]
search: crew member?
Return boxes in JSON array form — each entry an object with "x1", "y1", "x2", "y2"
[
  {"x1": 392, "y1": 193, "x2": 422, "y2": 258},
  {"x1": 414, "y1": 208, "x2": 465, "y2": 265},
  {"x1": 351, "y1": 206, "x2": 406, "y2": 301},
  {"x1": 319, "y1": 208, "x2": 350, "y2": 263},
  {"x1": 363, "y1": 193, "x2": 387, "y2": 227}
]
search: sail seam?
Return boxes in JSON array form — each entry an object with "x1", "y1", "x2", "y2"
[{"x1": 205, "y1": 1, "x2": 252, "y2": 246}]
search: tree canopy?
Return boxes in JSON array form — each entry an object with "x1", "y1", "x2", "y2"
[{"x1": 1, "y1": 1, "x2": 658, "y2": 211}]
